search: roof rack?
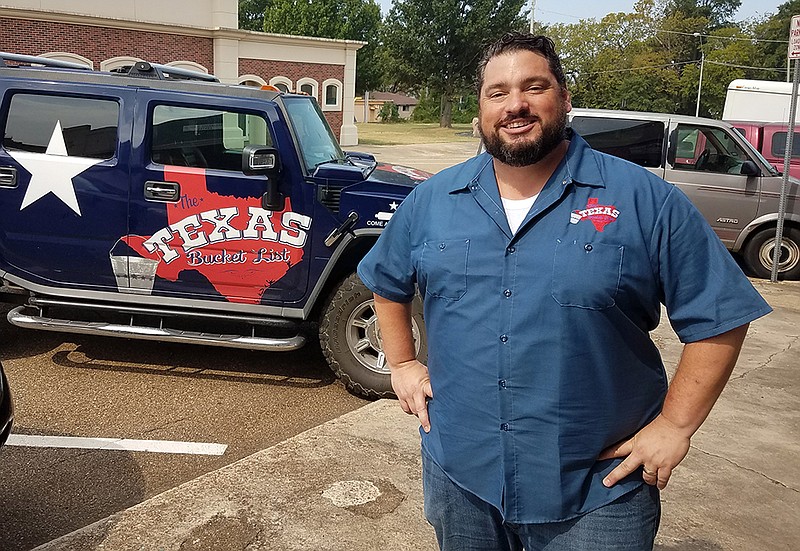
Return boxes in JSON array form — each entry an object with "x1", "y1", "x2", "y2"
[
  {"x1": 0, "y1": 52, "x2": 92, "y2": 70},
  {"x1": 123, "y1": 61, "x2": 219, "y2": 82}
]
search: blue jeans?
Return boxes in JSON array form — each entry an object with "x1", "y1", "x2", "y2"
[{"x1": 422, "y1": 450, "x2": 660, "y2": 551}]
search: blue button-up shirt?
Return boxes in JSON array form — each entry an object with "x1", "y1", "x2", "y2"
[{"x1": 357, "y1": 133, "x2": 771, "y2": 523}]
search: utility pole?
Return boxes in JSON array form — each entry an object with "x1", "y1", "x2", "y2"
[
  {"x1": 693, "y1": 32, "x2": 704, "y2": 117},
  {"x1": 530, "y1": 0, "x2": 536, "y2": 33}
]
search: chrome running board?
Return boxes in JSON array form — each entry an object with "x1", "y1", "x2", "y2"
[{"x1": 7, "y1": 305, "x2": 306, "y2": 352}]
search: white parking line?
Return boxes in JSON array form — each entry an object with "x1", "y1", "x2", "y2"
[{"x1": 6, "y1": 434, "x2": 227, "y2": 455}]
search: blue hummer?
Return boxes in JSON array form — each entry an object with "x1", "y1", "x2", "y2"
[{"x1": 0, "y1": 53, "x2": 428, "y2": 398}]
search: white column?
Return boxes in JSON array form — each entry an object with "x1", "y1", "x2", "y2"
[
  {"x1": 340, "y1": 43, "x2": 361, "y2": 146},
  {"x1": 213, "y1": 37, "x2": 240, "y2": 84},
  {"x1": 212, "y1": 0, "x2": 238, "y2": 29}
]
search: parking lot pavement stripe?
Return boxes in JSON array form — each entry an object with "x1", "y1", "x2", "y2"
[{"x1": 5, "y1": 434, "x2": 227, "y2": 455}]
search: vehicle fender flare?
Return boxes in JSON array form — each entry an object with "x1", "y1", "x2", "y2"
[
  {"x1": 301, "y1": 228, "x2": 382, "y2": 319},
  {"x1": 733, "y1": 213, "x2": 800, "y2": 252}
]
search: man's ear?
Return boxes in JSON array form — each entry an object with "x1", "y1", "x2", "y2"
[{"x1": 563, "y1": 89, "x2": 572, "y2": 113}]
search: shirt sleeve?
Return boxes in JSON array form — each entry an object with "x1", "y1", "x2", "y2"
[
  {"x1": 651, "y1": 186, "x2": 772, "y2": 343},
  {"x1": 357, "y1": 188, "x2": 418, "y2": 303}
]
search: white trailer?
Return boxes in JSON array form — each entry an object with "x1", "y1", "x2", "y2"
[{"x1": 722, "y1": 79, "x2": 797, "y2": 123}]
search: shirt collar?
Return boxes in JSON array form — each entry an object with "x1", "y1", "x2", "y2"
[{"x1": 447, "y1": 129, "x2": 606, "y2": 194}]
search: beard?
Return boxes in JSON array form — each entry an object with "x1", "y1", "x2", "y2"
[{"x1": 479, "y1": 106, "x2": 568, "y2": 167}]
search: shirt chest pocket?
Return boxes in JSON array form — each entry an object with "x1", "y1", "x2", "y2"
[
  {"x1": 551, "y1": 240, "x2": 623, "y2": 310},
  {"x1": 420, "y1": 239, "x2": 470, "y2": 301}
]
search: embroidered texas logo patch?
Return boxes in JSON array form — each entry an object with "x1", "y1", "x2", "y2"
[{"x1": 569, "y1": 198, "x2": 620, "y2": 232}]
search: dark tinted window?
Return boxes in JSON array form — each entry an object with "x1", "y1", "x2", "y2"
[
  {"x1": 3, "y1": 94, "x2": 118, "y2": 159},
  {"x1": 770, "y1": 132, "x2": 800, "y2": 158},
  {"x1": 570, "y1": 117, "x2": 664, "y2": 168},
  {"x1": 151, "y1": 105, "x2": 271, "y2": 171}
]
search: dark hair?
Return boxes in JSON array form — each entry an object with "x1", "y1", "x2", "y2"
[{"x1": 476, "y1": 32, "x2": 567, "y2": 95}]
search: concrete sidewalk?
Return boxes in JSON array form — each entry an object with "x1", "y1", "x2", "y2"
[{"x1": 33, "y1": 279, "x2": 799, "y2": 550}]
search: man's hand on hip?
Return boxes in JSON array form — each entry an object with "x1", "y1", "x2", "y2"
[
  {"x1": 598, "y1": 413, "x2": 691, "y2": 490},
  {"x1": 391, "y1": 359, "x2": 433, "y2": 433}
]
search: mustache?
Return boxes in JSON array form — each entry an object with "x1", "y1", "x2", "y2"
[{"x1": 497, "y1": 111, "x2": 539, "y2": 126}]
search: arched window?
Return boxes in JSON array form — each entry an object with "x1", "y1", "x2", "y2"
[
  {"x1": 269, "y1": 76, "x2": 293, "y2": 93},
  {"x1": 296, "y1": 78, "x2": 319, "y2": 100},
  {"x1": 239, "y1": 74, "x2": 267, "y2": 87},
  {"x1": 165, "y1": 61, "x2": 209, "y2": 74},
  {"x1": 321, "y1": 78, "x2": 343, "y2": 111},
  {"x1": 40, "y1": 52, "x2": 93, "y2": 69},
  {"x1": 101, "y1": 56, "x2": 144, "y2": 73}
]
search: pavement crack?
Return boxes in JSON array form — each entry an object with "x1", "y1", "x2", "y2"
[
  {"x1": 729, "y1": 335, "x2": 799, "y2": 381},
  {"x1": 691, "y1": 445, "x2": 798, "y2": 493}
]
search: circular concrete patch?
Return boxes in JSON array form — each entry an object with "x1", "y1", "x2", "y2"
[{"x1": 322, "y1": 480, "x2": 382, "y2": 507}]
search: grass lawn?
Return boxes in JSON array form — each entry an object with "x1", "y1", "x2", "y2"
[{"x1": 356, "y1": 122, "x2": 477, "y2": 145}]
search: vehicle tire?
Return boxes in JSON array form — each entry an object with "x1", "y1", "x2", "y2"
[
  {"x1": 742, "y1": 226, "x2": 800, "y2": 280},
  {"x1": 319, "y1": 273, "x2": 427, "y2": 399}
]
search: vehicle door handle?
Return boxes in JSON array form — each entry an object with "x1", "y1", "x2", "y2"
[
  {"x1": 0, "y1": 166, "x2": 17, "y2": 188},
  {"x1": 144, "y1": 180, "x2": 180, "y2": 201}
]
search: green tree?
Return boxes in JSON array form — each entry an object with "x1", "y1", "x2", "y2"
[
  {"x1": 239, "y1": 0, "x2": 270, "y2": 31},
  {"x1": 381, "y1": 0, "x2": 526, "y2": 127},
  {"x1": 261, "y1": 0, "x2": 383, "y2": 94},
  {"x1": 377, "y1": 101, "x2": 401, "y2": 122}
]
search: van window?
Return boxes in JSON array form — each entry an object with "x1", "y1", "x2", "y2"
[
  {"x1": 2, "y1": 94, "x2": 118, "y2": 159},
  {"x1": 671, "y1": 125, "x2": 750, "y2": 175},
  {"x1": 570, "y1": 117, "x2": 664, "y2": 167},
  {"x1": 770, "y1": 132, "x2": 800, "y2": 158},
  {"x1": 151, "y1": 105, "x2": 271, "y2": 170}
]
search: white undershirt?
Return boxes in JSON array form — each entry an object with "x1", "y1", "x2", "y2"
[{"x1": 501, "y1": 194, "x2": 539, "y2": 234}]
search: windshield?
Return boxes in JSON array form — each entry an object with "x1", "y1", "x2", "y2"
[{"x1": 283, "y1": 97, "x2": 345, "y2": 172}]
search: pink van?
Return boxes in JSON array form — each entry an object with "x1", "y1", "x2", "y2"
[{"x1": 726, "y1": 121, "x2": 800, "y2": 179}]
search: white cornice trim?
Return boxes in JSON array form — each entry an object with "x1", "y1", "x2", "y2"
[
  {"x1": 0, "y1": 7, "x2": 367, "y2": 50},
  {"x1": 0, "y1": 6, "x2": 215, "y2": 36}
]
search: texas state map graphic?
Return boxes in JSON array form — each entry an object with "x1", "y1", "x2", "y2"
[{"x1": 120, "y1": 167, "x2": 311, "y2": 304}]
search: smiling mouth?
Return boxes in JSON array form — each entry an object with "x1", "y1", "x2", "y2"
[{"x1": 499, "y1": 117, "x2": 537, "y2": 134}]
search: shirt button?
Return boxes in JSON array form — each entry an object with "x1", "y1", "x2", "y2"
[
  {"x1": 500, "y1": 334, "x2": 508, "y2": 343},
  {"x1": 439, "y1": 243, "x2": 446, "y2": 250},
  {"x1": 499, "y1": 380, "x2": 507, "y2": 389},
  {"x1": 500, "y1": 423, "x2": 510, "y2": 431},
  {"x1": 584, "y1": 243, "x2": 593, "y2": 252},
  {"x1": 504, "y1": 289, "x2": 512, "y2": 298},
  {"x1": 507, "y1": 246, "x2": 516, "y2": 254}
]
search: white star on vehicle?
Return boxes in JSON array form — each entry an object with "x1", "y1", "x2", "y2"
[
  {"x1": 8, "y1": 121, "x2": 103, "y2": 216},
  {"x1": 389, "y1": 201, "x2": 399, "y2": 211}
]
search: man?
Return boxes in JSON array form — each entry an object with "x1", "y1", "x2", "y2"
[{"x1": 357, "y1": 32, "x2": 771, "y2": 550}]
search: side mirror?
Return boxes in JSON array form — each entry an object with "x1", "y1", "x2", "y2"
[
  {"x1": 741, "y1": 160, "x2": 760, "y2": 177},
  {"x1": 242, "y1": 145, "x2": 285, "y2": 211},
  {"x1": 242, "y1": 145, "x2": 280, "y2": 174}
]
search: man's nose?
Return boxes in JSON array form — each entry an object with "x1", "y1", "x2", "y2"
[{"x1": 505, "y1": 89, "x2": 529, "y2": 113}]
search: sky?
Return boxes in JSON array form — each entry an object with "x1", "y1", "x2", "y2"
[{"x1": 377, "y1": 1, "x2": 785, "y2": 24}]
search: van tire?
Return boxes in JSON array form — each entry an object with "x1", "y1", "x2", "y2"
[
  {"x1": 743, "y1": 227, "x2": 800, "y2": 280},
  {"x1": 319, "y1": 273, "x2": 427, "y2": 399}
]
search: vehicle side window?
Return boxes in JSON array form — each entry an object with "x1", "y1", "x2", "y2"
[
  {"x1": 570, "y1": 117, "x2": 663, "y2": 168},
  {"x1": 151, "y1": 105, "x2": 271, "y2": 171},
  {"x1": 2, "y1": 93, "x2": 118, "y2": 159},
  {"x1": 770, "y1": 131, "x2": 800, "y2": 158},
  {"x1": 671, "y1": 125, "x2": 750, "y2": 175}
]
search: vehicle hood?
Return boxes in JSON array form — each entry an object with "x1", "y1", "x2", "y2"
[{"x1": 366, "y1": 162, "x2": 432, "y2": 186}]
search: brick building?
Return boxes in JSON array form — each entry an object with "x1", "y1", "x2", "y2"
[{"x1": 0, "y1": 0, "x2": 363, "y2": 144}]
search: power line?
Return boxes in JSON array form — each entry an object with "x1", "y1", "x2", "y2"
[{"x1": 571, "y1": 59, "x2": 787, "y2": 76}]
